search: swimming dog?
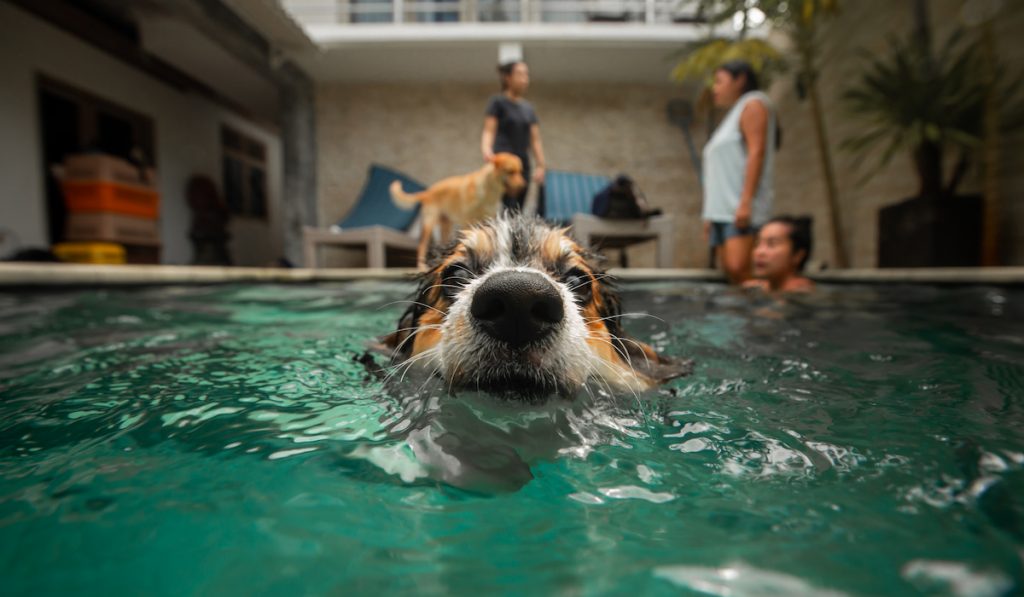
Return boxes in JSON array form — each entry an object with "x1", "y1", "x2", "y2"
[
  {"x1": 390, "y1": 153, "x2": 526, "y2": 269},
  {"x1": 379, "y1": 214, "x2": 689, "y2": 399}
]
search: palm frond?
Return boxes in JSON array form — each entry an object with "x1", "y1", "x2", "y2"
[
  {"x1": 670, "y1": 38, "x2": 784, "y2": 86},
  {"x1": 840, "y1": 26, "x2": 1020, "y2": 192}
]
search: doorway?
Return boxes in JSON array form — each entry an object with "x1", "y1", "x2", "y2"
[{"x1": 36, "y1": 76, "x2": 155, "y2": 244}]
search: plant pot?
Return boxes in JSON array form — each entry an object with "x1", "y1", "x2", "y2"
[{"x1": 877, "y1": 194, "x2": 982, "y2": 268}]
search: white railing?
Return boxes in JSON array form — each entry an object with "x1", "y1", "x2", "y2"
[{"x1": 281, "y1": 0, "x2": 706, "y2": 26}]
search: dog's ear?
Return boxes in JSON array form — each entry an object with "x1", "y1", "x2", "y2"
[
  {"x1": 615, "y1": 336, "x2": 694, "y2": 384},
  {"x1": 597, "y1": 282, "x2": 693, "y2": 384},
  {"x1": 375, "y1": 264, "x2": 443, "y2": 358},
  {"x1": 374, "y1": 304, "x2": 417, "y2": 357}
]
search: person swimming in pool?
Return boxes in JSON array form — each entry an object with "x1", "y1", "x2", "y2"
[{"x1": 743, "y1": 216, "x2": 815, "y2": 293}]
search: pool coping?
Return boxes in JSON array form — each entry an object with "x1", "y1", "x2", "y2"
[{"x1": 1, "y1": 263, "x2": 1023, "y2": 286}]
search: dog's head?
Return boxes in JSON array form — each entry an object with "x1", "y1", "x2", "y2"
[
  {"x1": 381, "y1": 214, "x2": 689, "y2": 399},
  {"x1": 490, "y1": 153, "x2": 527, "y2": 195}
]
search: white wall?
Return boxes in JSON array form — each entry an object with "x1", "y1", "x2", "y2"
[{"x1": 0, "y1": 3, "x2": 284, "y2": 266}]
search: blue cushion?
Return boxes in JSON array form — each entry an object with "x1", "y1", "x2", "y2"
[
  {"x1": 337, "y1": 164, "x2": 425, "y2": 231},
  {"x1": 544, "y1": 169, "x2": 611, "y2": 225}
]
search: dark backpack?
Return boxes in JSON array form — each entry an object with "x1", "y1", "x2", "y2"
[{"x1": 592, "y1": 175, "x2": 646, "y2": 219}]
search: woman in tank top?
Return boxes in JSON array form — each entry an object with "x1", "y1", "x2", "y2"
[{"x1": 702, "y1": 60, "x2": 778, "y2": 285}]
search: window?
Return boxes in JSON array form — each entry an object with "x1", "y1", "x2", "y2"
[{"x1": 221, "y1": 126, "x2": 267, "y2": 219}]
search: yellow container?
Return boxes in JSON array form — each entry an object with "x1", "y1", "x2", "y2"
[{"x1": 52, "y1": 242, "x2": 126, "y2": 265}]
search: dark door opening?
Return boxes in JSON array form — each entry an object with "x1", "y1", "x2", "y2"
[{"x1": 36, "y1": 76, "x2": 155, "y2": 244}]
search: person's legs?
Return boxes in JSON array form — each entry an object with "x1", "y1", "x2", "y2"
[
  {"x1": 708, "y1": 222, "x2": 725, "y2": 270},
  {"x1": 721, "y1": 229, "x2": 756, "y2": 284}
]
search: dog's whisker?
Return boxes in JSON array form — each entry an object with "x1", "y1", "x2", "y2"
[
  {"x1": 444, "y1": 354, "x2": 467, "y2": 396},
  {"x1": 381, "y1": 354, "x2": 422, "y2": 384},
  {"x1": 584, "y1": 334, "x2": 650, "y2": 394},
  {"x1": 381, "y1": 349, "x2": 429, "y2": 378},
  {"x1": 584, "y1": 311, "x2": 667, "y2": 325},
  {"x1": 387, "y1": 324, "x2": 442, "y2": 360},
  {"x1": 585, "y1": 359, "x2": 619, "y2": 396},
  {"x1": 588, "y1": 332, "x2": 658, "y2": 368},
  {"x1": 396, "y1": 348, "x2": 443, "y2": 386},
  {"x1": 421, "y1": 283, "x2": 467, "y2": 294},
  {"x1": 386, "y1": 300, "x2": 448, "y2": 317},
  {"x1": 383, "y1": 344, "x2": 441, "y2": 381},
  {"x1": 598, "y1": 347, "x2": 651, "y2": 392}
]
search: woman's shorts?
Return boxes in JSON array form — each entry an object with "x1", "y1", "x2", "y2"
[{"x1": 708, "y1": 222, "x2": 759, "y2": 248}]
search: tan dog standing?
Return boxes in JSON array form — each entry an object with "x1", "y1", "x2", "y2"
[{"x1": 390, "y1": 153, "x2": 526, "y2": 269}]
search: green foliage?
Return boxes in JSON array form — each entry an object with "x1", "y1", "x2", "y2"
[
  {"x1": 670, "y1": 38, "x2": 785, "y2": 88},
  {"x1": 841, "y1": 29, "x2": 1024, "y2": 193},
  {"x1": 691, "y1": 0, "x2": 839, "y2": 30},
  {"x1": 671, "y1": 0, "x2": 840, "y2": 89}
]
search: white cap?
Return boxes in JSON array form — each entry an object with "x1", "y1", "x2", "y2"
[{"x1": 498, "y1": 42, "x2": 523, "y2": 65}]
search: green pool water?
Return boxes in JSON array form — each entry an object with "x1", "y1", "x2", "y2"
[{"x1": 1, "y1": 281, "x2": 1022, "y2": 596}]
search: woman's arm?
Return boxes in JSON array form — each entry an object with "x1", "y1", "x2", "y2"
[
  {"x1": 530, "y1": 123, "x2": 546, "y2": 183},
  {"x1": 481, "y1": 116, "x2": 498, "y2": 161},
  {"x1": 736, "y1": 99, "x2": 768, "y2": 229}
]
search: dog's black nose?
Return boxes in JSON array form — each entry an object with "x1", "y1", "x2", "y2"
[{"x1": 470, "y1": 270, "x2": 564, "y2": 348}]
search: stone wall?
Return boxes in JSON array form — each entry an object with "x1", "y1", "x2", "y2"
[{"x1": 316, "y1": 81, "x2": 707, "y2": 267}]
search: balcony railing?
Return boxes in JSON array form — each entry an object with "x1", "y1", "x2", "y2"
[{"x1": 281, "y1": 0, "x2": 707, "y2": 26}]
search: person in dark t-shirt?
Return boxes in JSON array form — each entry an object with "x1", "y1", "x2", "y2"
[{"x1": 481, "y1": 61, "x2": 548, "y2": 216}]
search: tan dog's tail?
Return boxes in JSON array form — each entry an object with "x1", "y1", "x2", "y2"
[{"x1": 390, "y1": 180, "x2": 423, "y2": 209}]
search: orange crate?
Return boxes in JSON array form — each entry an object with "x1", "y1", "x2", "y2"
[{"x1": 61, "y1": 180, "x2": 160, "y2": 219}]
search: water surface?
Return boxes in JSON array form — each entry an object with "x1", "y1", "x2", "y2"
[{"x1": 1, "y1": 281, "x2": 1022, "y2": 596}]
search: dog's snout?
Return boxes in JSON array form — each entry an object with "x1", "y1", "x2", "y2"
[{"x1": 470, "y1": 270, "x2": 564, "y2": 348}]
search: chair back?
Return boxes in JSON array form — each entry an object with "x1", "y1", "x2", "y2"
[
  {"x1": 544, "y1": 170, "x2": 611, "y2": 225},
  {"x1": 337, "y1": 164, "x2": 425, "y2": 231}
]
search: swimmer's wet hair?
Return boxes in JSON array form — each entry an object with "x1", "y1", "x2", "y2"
[{"x1": 767, "y1": 215, "x2": 813, "y2": 271}]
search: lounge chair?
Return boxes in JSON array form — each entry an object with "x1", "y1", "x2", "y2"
[
  {"x1": 303, "y1": 164, "x2": 425, "y2": 268},
  {"x1": 545, "y1": 169, "x2": 676, "y2": 268}
]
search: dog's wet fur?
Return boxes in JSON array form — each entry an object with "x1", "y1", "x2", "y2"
[{"x1": 379, "y1": 214, "x2": 690, "y2": 400}]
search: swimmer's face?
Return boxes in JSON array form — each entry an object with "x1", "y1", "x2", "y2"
[{"x1": 753, "y1": 222, "x2": 804, "y2": 282}]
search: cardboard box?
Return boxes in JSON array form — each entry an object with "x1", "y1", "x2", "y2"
[
  {"x1": 61, "y1": 180, "x2": 160, "y2": 219},
  {"x1": 62, "y1": 153, "x2": 157, "y2": 189},
  {"x1": 65, "y1": 212, "x2": 161, "y2": 246}
]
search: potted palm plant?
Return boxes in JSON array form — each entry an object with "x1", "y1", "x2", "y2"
[{"x1": 842, "y1": 28, "x2": 1022, "y2": 267}]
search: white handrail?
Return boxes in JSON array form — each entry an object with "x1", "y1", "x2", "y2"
[{"x1": 281, "y1": 0, "x2": 705, "y2": 25}]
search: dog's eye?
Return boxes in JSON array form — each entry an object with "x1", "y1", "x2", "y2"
[
  {"x1": 440, "y1": 263, "x2": 474, "y2": 299},
  {"x1": 562, "y1": 267, "x2": 593, "y2": 303}
]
